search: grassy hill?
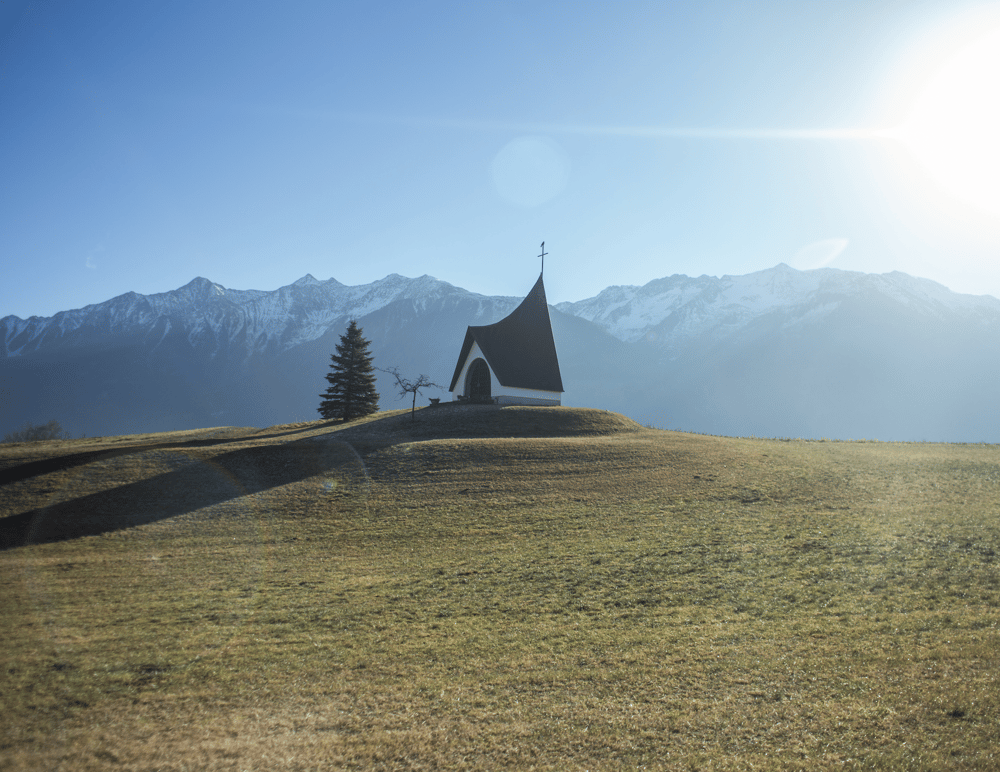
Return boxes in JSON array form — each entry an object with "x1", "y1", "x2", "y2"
[{"x1": 2, "y1": 406, "x2": 999, "y2": 770}]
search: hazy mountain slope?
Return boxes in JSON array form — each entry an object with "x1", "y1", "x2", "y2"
[
  {"x1": 554, "y1": 264, "x2": 1000, "y2": 440},
  {"x1": 650, "y1": 294, "x2": 1000, "y2": 440},
  {"x1": 0, "y1": 276, "x2": 526, "y2": 436}
]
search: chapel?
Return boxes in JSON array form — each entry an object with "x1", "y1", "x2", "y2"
[{"x1": 449, "y1": 269, "x2": 564, "y2": 406}]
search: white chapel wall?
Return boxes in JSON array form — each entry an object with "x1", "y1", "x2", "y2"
[{"x1": 493, "y1": 385, "x2": 561, "y2": 406}]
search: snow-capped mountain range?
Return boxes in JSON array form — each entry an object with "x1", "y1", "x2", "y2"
[
  {"x1": 3, "y1": 264, "x2": 1000, "y2": 442},
  {"x1": 1, "y1": 273, "x2": 514, "y2": 359},
  {"x1": 556, "y1": 263, "x2": 1000, "y2": 345}
]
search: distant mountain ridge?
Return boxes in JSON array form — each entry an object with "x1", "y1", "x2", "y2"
[
  {"x1": 1, "y1": 273, "x2": 504, "y2": 358},
  {"x1": 557, "y1": 263, "x2": 1000, "y2": 348},
  {"x1": 3, "y1": 264, "x2": 1000, "y2": 442}
]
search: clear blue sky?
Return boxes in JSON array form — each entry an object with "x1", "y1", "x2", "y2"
[{"x1": 3, "y1": 0, "x2": 1000, "y2": 319}]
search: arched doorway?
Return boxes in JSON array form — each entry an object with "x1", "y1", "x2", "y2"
[{"x1": 465, "y1": 358, "x2": 491, "y2": 402}]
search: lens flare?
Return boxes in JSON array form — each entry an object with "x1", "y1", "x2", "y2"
[
  {"x1": 790, "y1": 239, "x2": 849, "y2": 271},
  {"x1": 490, "y1": 136, "x2": 570, "y2": 207}
]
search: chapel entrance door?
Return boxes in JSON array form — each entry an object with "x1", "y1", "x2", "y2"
[{"x1": 467, "y1": 358, "x2": 491, "y2": 402}]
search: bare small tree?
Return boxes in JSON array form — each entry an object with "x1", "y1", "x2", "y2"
[{"x1": 380, "y1": 367, "x2": 440, "y2": 421}]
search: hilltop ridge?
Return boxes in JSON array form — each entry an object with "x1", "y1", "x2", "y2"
[{"x1": 330, "y1": 405, "x2": 643, "y2": 443}]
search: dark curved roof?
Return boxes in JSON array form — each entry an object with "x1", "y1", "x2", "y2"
[{"x1": 449, "y1": 274, "x2": 564, "y2": 393}]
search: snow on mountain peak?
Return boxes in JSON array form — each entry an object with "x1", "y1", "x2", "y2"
[{"x1": 181, "y1": 276, "x2": 225, "y2": 293}]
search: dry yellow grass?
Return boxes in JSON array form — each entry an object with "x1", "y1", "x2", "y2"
[{"x1": 1, "y1": 406, "x2": 999, "y2": 769}]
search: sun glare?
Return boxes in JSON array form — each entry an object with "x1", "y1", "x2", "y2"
[{"x1": 890, "y1": 27, "x2": 1000, "y2": 215}]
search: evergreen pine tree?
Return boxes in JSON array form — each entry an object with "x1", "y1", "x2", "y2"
[{"x1": 318, "y1": 320, "x2": 380, "y2": 421}]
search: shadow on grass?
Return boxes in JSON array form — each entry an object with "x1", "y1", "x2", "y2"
[
  {"x1": 0, "y1": 433, "x2": 364, "y2": 550},
  {"x1": 0, "y1": 422, "x2": 340, "y2": 488},
  {"x1": 0, "y1": 406, "x2": 639, "y2": 550}
]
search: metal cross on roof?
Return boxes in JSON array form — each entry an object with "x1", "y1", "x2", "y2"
[{"x1": 539, "y1": 241, "x2": 548, "y2": 276}]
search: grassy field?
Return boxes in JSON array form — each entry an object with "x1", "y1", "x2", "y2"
[{"x1": 1, "y1": 405, "x2": 999, "y2": 770}]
